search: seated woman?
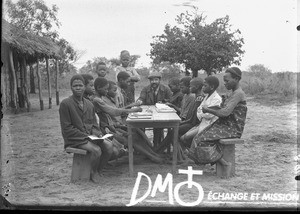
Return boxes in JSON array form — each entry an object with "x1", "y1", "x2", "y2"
[
  {"x1": 93, "y1": 77, "x2": 165, "y2": 164},
  {"x1": 180, "y1": 76, "x2": 222, "y2": 149},
  {"x1": 187, "y1": 67, "x2": 247, "y2": 179}
]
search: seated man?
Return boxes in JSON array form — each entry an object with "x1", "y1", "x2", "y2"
[
  {"x1": 188, "y1": 67, "x2": 248, "y2": 178},
  {"x1": 59, "y1": 75, "x2": 114, "y2": 183},
  {"x1": 93, "y1": 77, "x2": 165, "y2": 163},
  {"x1": 180, "y1": 76, "x2": 222, "y2": 149},
  {"x1": 136, "y1": 71, "x2": 172, "y2": 148}
]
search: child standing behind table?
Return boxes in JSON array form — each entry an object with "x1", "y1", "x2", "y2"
[
  {"x1": 115, "y1": 50, "x2": 140, "y2": 104},
  {"x1": 95, "y1": 62, "x2": 108, "y2": 78}
]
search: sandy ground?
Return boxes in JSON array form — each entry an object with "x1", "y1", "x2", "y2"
[{"x1": 1, "y1": 90, "x2": 299, "y2": 210}]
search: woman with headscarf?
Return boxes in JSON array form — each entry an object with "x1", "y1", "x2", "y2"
[{"x1": 187, "y1": 67, "x2": 247, "y2": 179}]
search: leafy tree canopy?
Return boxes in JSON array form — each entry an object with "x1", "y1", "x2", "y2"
[
  {"x1": 79, "y1": 55, "x2": 141, "y2": 74},
  {"x1": 247, "y1": 64, "x2": 272, "y2": 79},
  {"x1": 150, "y1": 10, "x2": 245, "y2": 77},
  {"x1": 6, "y1": 0, "x2": 81, "y2": 74},
  {"x1": 6, "y1": 0, "x2": 60, "y2": 39}
]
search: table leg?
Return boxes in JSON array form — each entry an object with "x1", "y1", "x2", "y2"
[
  {"x1": 128, "y1": 125, "x2": 134, "y2": 177},
  {"x1": 172, "y1": 124, "x2": 179, "y2": 175}
]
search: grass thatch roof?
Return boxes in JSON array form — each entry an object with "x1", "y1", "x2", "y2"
[{"x1": 2, "y1": 19, "x2": 60, "y2": 62}]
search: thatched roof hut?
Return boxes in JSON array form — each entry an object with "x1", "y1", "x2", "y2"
[
  {"x1": 1, "y1": 19, "x2": 61, "y2": 112},
  {"x1": 2, "y1": 19, "x2": 60, "y2": 64}
]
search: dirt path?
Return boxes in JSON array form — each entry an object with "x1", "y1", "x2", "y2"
[{"x1": 1, "y1": 95, "x2": 299, "y2": 209}]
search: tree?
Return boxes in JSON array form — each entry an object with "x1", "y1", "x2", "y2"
[
  {"x1": 108, "y1": 54, "x2": 141, "y2": 67},
  {"x1": 150, "y1": 10, "x2": 245, "y2": 77},
  {"x1": 5, "y1": 0, "x2": 81, "y2": 92},
  {"x1": 6, "y1": 0, "x2": 61, "y2": 39},
  {"x1": 247, "y1": 64, "x2": 272, "y2": 79},
  {"x1": 6, "y1": 0, "x2": 61, "y2": 94},
  {"x1": 79, "y1": 55, "x2": 141, "y2": 74},
  {"x1": 56, "y1": 38, "x2": 80, "y2": 75}
]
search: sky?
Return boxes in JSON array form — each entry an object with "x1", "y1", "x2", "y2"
[{"x1": 4, "y1": 0, "x2": 299, "y2": 72}]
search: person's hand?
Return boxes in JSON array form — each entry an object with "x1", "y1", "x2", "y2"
[
  {"x1": 136, "y1": 100, "x2": 143, "y2": 106},
  {"x1": 165, "y1": 102, "x2": 174, "y2": 108},
  {"x1": 202, "y1": 106, "x2": 209, "y2": 113},
  {"x1": 105, "y1": 126, "x2": 115, "y2": 133},
  {"x1": 129, "y1": 102, "x2": 140, "y2": 108},
  {"x1": 133, "y1": 107, "x2": 143, "y2": 112}
]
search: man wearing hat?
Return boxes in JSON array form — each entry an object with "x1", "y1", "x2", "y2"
[
  {"x1": 115, "y1": 50, "x2": 140, "y2": 104},
  {"x1": 136, "y1": 71, "x2": 172, "y2": 148}
]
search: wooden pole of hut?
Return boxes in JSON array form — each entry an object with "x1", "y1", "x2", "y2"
[
  {"x1": 46, "y1": 58, "x2": 52, "y2": 109},
  {"x1": 29, "y1": 65, "x2": 36, "y2": 93},
  {"x1": 55, "y1": 60, "x2": 59, "y2": 105},
  {"x1": 36, "y1": 59, "x2": 44, "y2": 110},
  {"x1": 8, "y1": 48, "x2": 19, "y2": 113},
  {"x1": 21, "y1": 57, "x2": 31, "y2": 112}
]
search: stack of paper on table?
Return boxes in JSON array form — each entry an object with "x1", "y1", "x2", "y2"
[
  {"x1": 128, "y1": 111, "x2": 152, "y2": 119},
  {"x1": 155, "y1": 103, "x2": 176, "y2": 113}
]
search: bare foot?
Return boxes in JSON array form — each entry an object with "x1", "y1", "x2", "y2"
[
  {"x1": 90, "y1": 171, "x2": 101, "y2": 183},
  {"x1": 221, "y1": 162, "x2": 232, "y2": 179}
]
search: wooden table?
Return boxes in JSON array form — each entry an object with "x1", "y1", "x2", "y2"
[{"x1": 126, "y1": 105, "x2": 181, "y2": 177}]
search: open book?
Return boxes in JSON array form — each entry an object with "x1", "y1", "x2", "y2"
[{"x1": 88, "y1": 134, "x2": 113, "y2": 142}]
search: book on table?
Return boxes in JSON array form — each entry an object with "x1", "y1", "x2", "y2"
[
  {"x1": 128, "y1": 111, "x2": 152, "y2": 119},
  {"x1": 88, "y1": 134, "x2": 113, "y2": 142},
  {"x1": 155, "y1": 103, "x2": 176, "y2": 113}
]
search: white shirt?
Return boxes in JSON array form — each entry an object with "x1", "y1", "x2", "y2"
[{"x1": 196, "y1": 90, "x2": 222, "y2": 134}]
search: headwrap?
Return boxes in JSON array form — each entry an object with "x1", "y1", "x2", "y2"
[
  {"x1": 205, "y1": 76, "x2": 219, "y2": 90},
  {"x1": 94, "y1": 77, "x2": 108, "y2": 89},
  {"x1": 70, "y1": 74, "x2": 85, "y2": 86},
  {"x1": 225, "y1": 67, "x2": 242, "y2": 79}
]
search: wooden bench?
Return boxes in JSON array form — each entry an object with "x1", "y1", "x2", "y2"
[
  {"x1": 66, "y1": 147, "x2": 91, "y2": 183},
  {"x1": 216, "y1": 138, "x2": 244, "y2": 177}
]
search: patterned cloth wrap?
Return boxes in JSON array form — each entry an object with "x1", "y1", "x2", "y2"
[{"x1": 188, "y1": 101, "x2": 247, "y2": 165}]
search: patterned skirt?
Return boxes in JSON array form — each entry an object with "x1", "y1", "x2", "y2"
[{"x1": 188, "y1": 101, "x2": 247, "y2": 164}]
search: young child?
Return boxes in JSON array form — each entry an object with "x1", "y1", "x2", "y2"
[
  {"x1": 115, "y1": 50, "x2": 140, "y2": 104},
  {"x1": 167, "y1": 76, "x2": 195, "y2": 120},
  {"x1": 59, "y1": 75, "x2": 114, "y2": 183},
  {"x1": 81, "y1": 73, "x2": 95, "y2": 101},
  {"x1": 93, "y1": 77, "x2": 164, "y2": 163},
  {"x1": 181, "y1": 76, "x2": 222, "y2": 148},
  {"x1": 164, "y1": 77, "x2": 183, "y2": 109},
  {"x1": 95, "y1": 62, "x2": 108, "y2": 78}
]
